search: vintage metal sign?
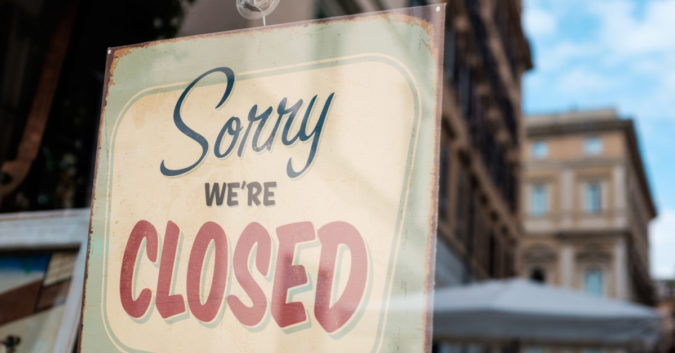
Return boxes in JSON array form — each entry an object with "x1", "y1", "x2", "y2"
[{"x1": 81, "y1": 5, "x2": 443, "y2": 352}]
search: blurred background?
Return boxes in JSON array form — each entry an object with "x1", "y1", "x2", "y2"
[{"x1": 0, "y1": 0, "x2": 673, "y2": 352}]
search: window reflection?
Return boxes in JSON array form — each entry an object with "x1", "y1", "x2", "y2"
[{"x1": 0, "y1": 251, "x2": 77, "y2": 352}]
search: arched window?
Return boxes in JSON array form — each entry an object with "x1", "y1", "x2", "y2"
[{"x1": 530, "y1": 267, "x2": 546, "y2": 283}]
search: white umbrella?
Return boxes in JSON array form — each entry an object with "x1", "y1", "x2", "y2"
[{"x1": 433, "y1": 279, "x2": 662, "y2": 350}]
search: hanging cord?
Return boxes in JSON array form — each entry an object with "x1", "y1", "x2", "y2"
[{"x1": 236, "y1": 0, "x2": 279, "y2": 26}]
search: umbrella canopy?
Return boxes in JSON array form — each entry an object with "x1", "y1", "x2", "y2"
[{"x1": 432, "y1": 279, "x2": 662, "y2": 349}]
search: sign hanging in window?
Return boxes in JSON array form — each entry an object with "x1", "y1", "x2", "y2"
[{"x1": 80, "y1": 5, "x2": 444, "y2": 352}]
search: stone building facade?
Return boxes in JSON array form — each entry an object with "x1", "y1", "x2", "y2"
[
  {"x1": 432, "y1": 0, "x2": 531, "y2": 287},
  {"x1": 519, "y1": 109, "x2": 656, "y2": 305}
]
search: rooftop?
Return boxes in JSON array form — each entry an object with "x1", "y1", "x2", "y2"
[{"x1": 527, "y1": 108, "x2": 619, "y2": 128}]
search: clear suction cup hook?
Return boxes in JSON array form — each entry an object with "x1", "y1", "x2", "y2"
[{"x1": 236, "y1": 0, "x2": 279, "y2": 25}]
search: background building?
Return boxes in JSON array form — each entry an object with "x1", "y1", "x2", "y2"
[
  {"x1": 519, "y1": 109, "x2": 657, "y2": 305},
  {"x1": 432, "y1": 0, "x2": 532, "y2": 287}
]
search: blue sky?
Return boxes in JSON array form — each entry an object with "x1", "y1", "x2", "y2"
[{"x1": 522, "y1": 0, "x2": 675, "y2": 278}]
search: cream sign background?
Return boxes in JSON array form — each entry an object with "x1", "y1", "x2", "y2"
[{"x1": 80, "y1": 6, "x2": 443, "y2": 353}]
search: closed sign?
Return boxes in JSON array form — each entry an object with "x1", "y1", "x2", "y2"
[{"x1": 81, "y1": 5, "x2": 443, "y2": 352}]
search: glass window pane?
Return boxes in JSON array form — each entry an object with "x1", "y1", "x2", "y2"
[
  {"x1": 530, "y1": 184, "x2": 548, "y2": 215},
  {"x1": 585, "y1": 182, "x2": 602, "y2": 214},
  {"x1": 439, "y1": 145, "x2": 449, "y2": 221},
  {"x1": 584, "y1": 269, "x2": 604, "y2": 296},
  {"x1": 584, "y1": 137, "x2": 603, "y2": 155},
  {"x1": 532, "y1": 141, "x2": 548, "y2": 158}
]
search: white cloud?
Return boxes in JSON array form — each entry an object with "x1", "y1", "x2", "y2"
[
  {"x1": 650, "y1": 208, "x2": 675, "y2": 278},
  {"x1": 591, "y1": 0, "x2": 675, "y2": 56},
  {"x1": 526, "y1": 0, "x2": 675, "y2": 122},
  {"x1": 524, "y1": 7, "x2": 557, "y2": 38},
  {"x1": 536, "y1": 42, "x2": 599, "y2": 71},
  {"x1": 556, "y1": 68, "x2": 611, "y2": 93}
]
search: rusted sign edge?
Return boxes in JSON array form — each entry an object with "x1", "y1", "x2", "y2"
[
  {"x1": 77, "y1": 46, "x2": 115, "y2": 353},
  {"x1": 421, "y1": 4, "x2": 445, "y2": 353}
]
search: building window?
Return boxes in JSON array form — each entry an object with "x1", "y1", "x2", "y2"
[
  {"x1": 584, "y1": 268, "x2": 604, "y2": 296},
  {"x1": 454, "y1": 171, "x2": 467, "y2": 240},
  {"x1": 530, "y1": 267, "x2": 546, "y2": 283},
  {"x1": 443, "y1": 25, "x2": 456, "y2": 82},
  {"x1": 439, "y1": 146, "x2": 449, "y2": 221},
  {"x1": 585, "y1": 182, "x2": 602, "y2": 214},
  {"x1": 531, "y1": 141, "x2": 548, "y2": 159},
  {"x1": 584, "y1": 137, "x2": 603, "y2": 155},
  {"x1": 530, "y1": 184, "x2": 548, "y2": 216},
  {"x1": 489, "y1": 233, "x2": 497, "y2": 277}
]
